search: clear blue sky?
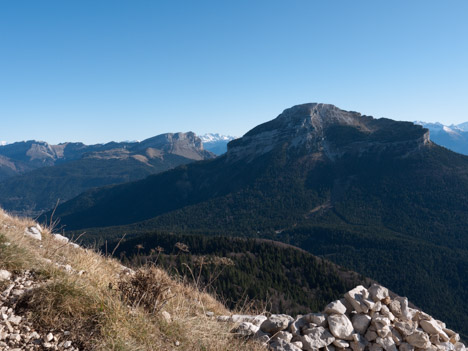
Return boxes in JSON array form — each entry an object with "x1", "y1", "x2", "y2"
[{"x1": 1, "y1": 0, "x2": 467, "y2": 144}]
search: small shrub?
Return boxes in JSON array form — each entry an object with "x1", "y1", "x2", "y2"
[{"x1": 118, "y1": 267, "x2": 174, "y2": 314}]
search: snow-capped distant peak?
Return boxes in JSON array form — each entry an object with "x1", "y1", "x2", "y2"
[
  {"x1": 442, "y1": 125, "x2": 461, "y2": 136},
  {"x1": 413, "y1": 121, "x2": 444, "y2": 130},
  {"x1": 455, "y1": 122, "x2": 468, "y2": 132},
  {"x1": 0, "y1": 141, "x2": 7, "y2": 146},
  {"x1": 200, "y1": 133, "x2": 236, "y2": 143}
]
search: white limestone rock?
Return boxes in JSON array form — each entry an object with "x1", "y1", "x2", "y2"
[
  {"x1": 233, "y1": 322, "x2": 259, "y2": 337},
  {"x1": 376, "y1": 336, "x2": 397, "y2": 351},
  {"x1": 24, "y1": 225, "x2": 41, "y2": 241},
  {"x1": 63, "y1": 340, "x2": 73, "y2": 348},
  {"x1": 217, "y1": 316, "x2": 230, "y2": 322},
  {"x1": 260, "y1": 315, "x2": 291, "y2": 334},
  {"x1": 450, "y1": 333, "x2": 461, "y2": 344},
  {"x1": 344, "y1": 285, "x2": 372, "y2": 314},
  {"x1": 414, "y1": 310, "x2": 431, "y2": 321},
  {"x1": 393, "y1": 320, "x2": 417, "y2": 337},
  {"x1": 394, "y1": 297, "x2": 411, "y2": 321},
  {"x1": 390, "y1": 327, "x2": 402, "y2": 345},
  {"x1": 273, "y1": 331, "x2": 293, "y2": 343},
  {"x1": 289, "y1": 316, "x2": 307, "y2": 336},
  {"x1": 270, "y1": 339, "x2": 302, "y2": 351},
  {"x1": 8, "y1": 315, "x2": 22, "y2": 326},
  {"x1": 305, "y1": 312, "x2": 328, "y2": 327},
  {"x1": 369, "y1": 343, "x2": 384, "y2": 351},
  {"x1": 0, "y1": 270, "x2": 11, "y2": 281},
  {"x1": 291, "y1": 341, "x2": 303, "y2": 349},
  {"x1": 231, "y1": 314, "x2": 267, "y2": 326},
  {"x1": 52, "y1": 233, "x2": 69, "y2": 244},
  {"x1": 328, "y1": 314, "x2": 354, "y2": 340},
  {"x1": 371, "y1": 301, "x2": 382, "y2": 313},
  {"x1": 253, "y1": 329, "x2": 270, "y2": 343},
  {"x1": 372, "y1": 315, "x2": 391, "y2": 333},
  {"x1": 368, "y1": 284, "x2": 389, "y2": 302},
  {"x1": 437, "y1": 342, "x2": 455, "y2": 351},
  {"x1": 325, "y1": 300, "x2": 347, "y2": 315},
  {"x1": 340, "y1": 298, "x2": 354, "y2": 314},
  {"x1": 365, "y1": 329, "x2": 378, "y2": 342},
  {"x1": 406, "y1": 329, "x2": 431, "y2": 349},
  {"x1": 398, "y1": 342, "x2": 414, "y2": 351},
  {"x1": 388, "y1": 300, "x2": 401, "y2": 318},
  {"x1": 352, "y1": 314, "x2": 371, "y2": 335},
  {"x1": 300, "y1": 326, "x2": 335, "y2": 349},
  {"x1": 351, "y1": 333, "x2": 368, "y2": 351},
  {"x1": 161, "y1": 311, "x2": 171, "y2": 323},
  {"x1": 443, "y1": 327, "x2": 457, "y2": 337},
  {"x1": 420, "y1": 319, "x2": 449, "y2": 341},
  {"x1": 333, "y1": 339, "x2": 350, "y2": 348}
]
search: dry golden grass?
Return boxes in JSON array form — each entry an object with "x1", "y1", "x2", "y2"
[{"x1": 0, "y1": 209, "x2": 266, "y2": 351}]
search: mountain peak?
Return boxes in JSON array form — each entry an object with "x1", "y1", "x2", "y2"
[
  {"x1": 228, "y1": 103, "x2": 430, "y2": 162},
  {"x1": 135, "y1": 132, "x2": 214, "y2": 160},
  {"x1": 244, "y1": 103, "x2": 365, "y2": 138}
]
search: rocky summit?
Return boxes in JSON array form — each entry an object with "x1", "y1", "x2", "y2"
[
  {"x1": 225, "y1": 284, "x2": 466, "y2": 351},
  {"x1": 227, "y1": 103, "x2": 430, "y2": 162}
]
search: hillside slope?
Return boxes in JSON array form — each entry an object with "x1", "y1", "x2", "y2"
[
  {"x1": 0, "y1": 209, "x2": 265, "y2": 350},
  {"x1": 48, "y1": 103, "x2": 468, "y2": 336},
  {"x1": 3, "y1": 210, "x2": 466, "y2": 350},
  {"x1": 108, "y1": 232, "x2": 371, "y2": 316}
]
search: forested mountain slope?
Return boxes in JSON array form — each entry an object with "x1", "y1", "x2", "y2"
[{"x1": 49, "y1": 103, "x2": 468, "y2": 335}]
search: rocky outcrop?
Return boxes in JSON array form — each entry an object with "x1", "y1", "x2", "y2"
[
  {"x1": 227, "y1": 103, "x2": 430, "y2": 162},
  {"x1": 224, "y1": 284, "x2": 466, "y2": 351}
]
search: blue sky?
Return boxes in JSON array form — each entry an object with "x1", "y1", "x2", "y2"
[{"x1": 1, "y1": 1, "x2": 467, "y2": 144}]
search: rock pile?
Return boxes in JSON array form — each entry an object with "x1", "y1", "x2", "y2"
[
  {"x1": 0, "y1": 269, "x2": 79, "y2": 350},
  {"x1": 222, "y1": 284, "x2": 466, "y2": 351}
]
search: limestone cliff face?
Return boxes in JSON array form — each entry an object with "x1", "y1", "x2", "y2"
[
  {"x1": 0, "y1": 132, "x2": 215, "y2": 181},
  {"x1": 135, "y1": 132, "x2": 213, "y2": 161},
  {"x1": 227, "y1": 103, "x2": 430, "y2": 162},
  {"x1": 0, "y1": 132, "x2": 216, "y2": 216}
]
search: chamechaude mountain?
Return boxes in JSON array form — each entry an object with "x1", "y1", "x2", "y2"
[
  {"x1": 0, "y1": 132, "x2": 214, "y2": 216},
  {"x1": 47, "y1": 103, "x2": 468, "y2": 336}
]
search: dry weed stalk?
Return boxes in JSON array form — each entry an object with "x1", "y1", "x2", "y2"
[{"x1": 118, "y1": 266, "x2": 175, "y2": 314}]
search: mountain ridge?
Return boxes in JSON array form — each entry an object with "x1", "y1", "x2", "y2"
[
  {"x1": 0, "y1": 132, "x2": 215, "y2": 216},
  {"x1": 46, "y1": 103, "x2": 468, "y2": 336}
]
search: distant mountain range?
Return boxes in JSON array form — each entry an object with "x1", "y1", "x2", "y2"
[
  {"x1": 415, "y1": 121, "x2": 468, "y2": 155},
  {"x1": 199, "y1": 133, "x2": 236, "y2": 155},
  {"x1": 48, "y1": 103, "x2": 468, "y2": 336},
  {"x1": 0, "y1": 132, "x2": 215, "y2": 216}
]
